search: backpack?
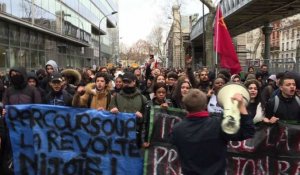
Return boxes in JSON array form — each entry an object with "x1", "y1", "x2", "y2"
[{"x1": 273, "y1": 95, "x2": 300, "y2": 113}]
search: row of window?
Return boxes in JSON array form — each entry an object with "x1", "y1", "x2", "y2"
[
  {"x1": 0, "y1": 20, "x2": 94, "y2": 71},
  {"x1": 281, "y1": 40, "x2": 300, "y2": 51},
  {"x1": 0, "y1": 0, "x2": 92, "y2": 43},
  {"x1": 281, "y1": 53, "x2": 295, "y2": 59},
  {"x1": 0, "y1": 0, "x2": 116, "y2": 44},
  {"x1": 271, "y1": 28, "x2": 300, "y2": 40},
  {"x1": 282, "y1": 28, "x2": 300, "y2": 40},
  {"x1": 269, "y1": 53, "x2": 295, "y2": 60},
  {"x1": 62, "y1": 0, "x2": 117, "y2": 32}
]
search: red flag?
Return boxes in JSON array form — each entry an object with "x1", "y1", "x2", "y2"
[{"x1": 214, "y1": 6, "x2": 242, "y2": 74}]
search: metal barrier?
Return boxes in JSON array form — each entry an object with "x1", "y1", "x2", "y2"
[
  {"x1": 245, "y1": 58, "x2": 300, "y2": 74},
  {"x1": 268, "y1": 58, "x2": 300, "y2": 73}
]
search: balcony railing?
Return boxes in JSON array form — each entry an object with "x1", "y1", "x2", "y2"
[{"x1": 270, "y1": 46, "x2": 280, "y2": 51}]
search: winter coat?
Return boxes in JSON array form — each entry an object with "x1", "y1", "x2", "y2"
[
  {"x1": 265, "y1": 92, "x2": 300, "y2": 121},
  {"x1": 1, "y1": 67, "x2": 41, "y2": 175},
  {"x1": 171, "y1": 112, "x2": 255, "y2": 175},
  {"x1": 109, "y1": 88, "x2": 148, "y2": 147},
  {"x1": 27, "y1": 72, "x2": 47, "y2": 103},
  {"x1": 45, "y1": 90, "x2": 73, "y2": 106},
  {"x1": 72, "y1": 83, "x2": 111, "y2": 110},
  {"x1": 3, "y1": 67, "x2": 41, "y2": 106},
  {"x1": 109, "y1": 88, "x2": 147, "y2": 113}
]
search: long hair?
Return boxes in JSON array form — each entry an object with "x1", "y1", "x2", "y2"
[
  {"x1": 172, "y1": 79, "x2": 192, "y2": 106},
  {"x1": 244, "y1": 79, "x2": 261, "y2": 104}
]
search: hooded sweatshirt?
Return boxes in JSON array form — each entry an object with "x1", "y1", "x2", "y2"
[
  {"x1": 41, "y1": 60, "x2": 58, "y2": 93},
  {"x1": 3, "y1": 67, "x2": 42, "y2": 105},
  {"x1": 1, "y1": 68, "x2": 42, "y2": 175},
  {"x1": 27, "y1": 72, "x2": 47, "y2": 103},
  {"x1": 45, "y1": 60, "x2": 58, "y2": 73}
]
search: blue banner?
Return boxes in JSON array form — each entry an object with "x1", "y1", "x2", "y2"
[{"x1": 5, "y1": 105, "x2": 143, "y2": 175}]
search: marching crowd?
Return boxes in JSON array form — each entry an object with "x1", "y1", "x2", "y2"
[{"x1": 0, "y1": 55, "x2": 299, "y2": 174}]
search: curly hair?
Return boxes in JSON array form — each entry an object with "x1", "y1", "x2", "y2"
[{"x1": 244, "y1": 79, "x2": 261, "y2": 104}]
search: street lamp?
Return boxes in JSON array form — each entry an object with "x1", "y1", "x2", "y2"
[{"x1": 99, "y1": 11, "x2": 118, "y2": 66}]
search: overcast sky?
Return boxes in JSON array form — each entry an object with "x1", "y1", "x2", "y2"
[{"x1": 119, "y1": 0, "x2": 211, "y2": 46}]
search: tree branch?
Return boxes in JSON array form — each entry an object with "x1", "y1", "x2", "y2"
[{"x1": 199, "y1": 0, "x2": 216, "y2": 13}]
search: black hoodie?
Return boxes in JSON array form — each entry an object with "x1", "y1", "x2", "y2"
[
  {"x1": 27, "y1": 72, "x2": 47, "y2": 103},
  {"x1": 1, "y1": 67, "x2": 41, "y2": 174},
  {"x1": 3, "y1": 67, "x2": 41, "y2": 105}
]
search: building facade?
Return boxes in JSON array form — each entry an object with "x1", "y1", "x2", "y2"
[
  {"x1": 280, "y1": 15, "x2": 300, "y2": 62},
  {"x1": 165, "y1": 5, "x2": 190, "y2": 69},
  {"x1": 0, "y1": 0, "x2": 118, "y2": 71},
  {"x1": 276, "y1": 14, "x2": 300, "y2": 71},
  {"x1": 270, "y1": 20, "x2": 281, "y2": 60},
  {"x1": 241, "y1": 14, "x2": 300, "y2": 73}
]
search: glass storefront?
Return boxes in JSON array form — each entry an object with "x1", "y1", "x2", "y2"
[
  {"x1": 0, "y1": 20, "x2": 91, "y2": 71},
  {"x1": 0, "y1": 0, "x2": 118, "y2": 71}
]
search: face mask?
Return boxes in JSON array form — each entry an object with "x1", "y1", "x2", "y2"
[
  {"x1": 38, "y1": 75, "x2": 44, "y2": 80},
  {"x1": 11, "y1": 74, "x2": 24, "y2": 88},
  {"x1": 123, "y1": 86, "x2": 136, "y2": 94}
]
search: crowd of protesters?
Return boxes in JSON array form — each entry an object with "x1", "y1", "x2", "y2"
[{"x1": 0, "y1": 55, "x2": 299, "y2": 174}]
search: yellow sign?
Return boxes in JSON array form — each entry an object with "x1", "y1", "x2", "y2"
[
  {"x1": 107, "y1": 63, "x2": 114, "y2": 69},
  {"x1": 131, "y1": 63, "x2": 139, "y2": 69}
]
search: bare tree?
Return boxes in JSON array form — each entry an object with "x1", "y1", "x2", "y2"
[
  {"x1": 162, "y1": 0, "x2": 217, "y2": 68},
  {"x1": 119, "y1": 42, "x2": 130, "y2": 66},
  {"x1": 251, "y1": 29, "x2": 262, "y2": 60},
  {"x1": 120, "y1": 40, "x2": 152, "y2": 66},
  {"x1": 147, "y1": 26, "x2": 165, "y2": 64}
]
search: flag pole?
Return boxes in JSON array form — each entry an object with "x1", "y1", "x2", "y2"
[
  {"x1": 215, "y1": 5, "x2": 220, "y2": 77},
  {"x1": 213, "y1": 4, "x2": 242, "y2": 75}
]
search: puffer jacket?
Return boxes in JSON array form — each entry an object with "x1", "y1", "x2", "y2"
[{"x1": 72, "y1": 83, "x2": 111, "y2": 110}]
